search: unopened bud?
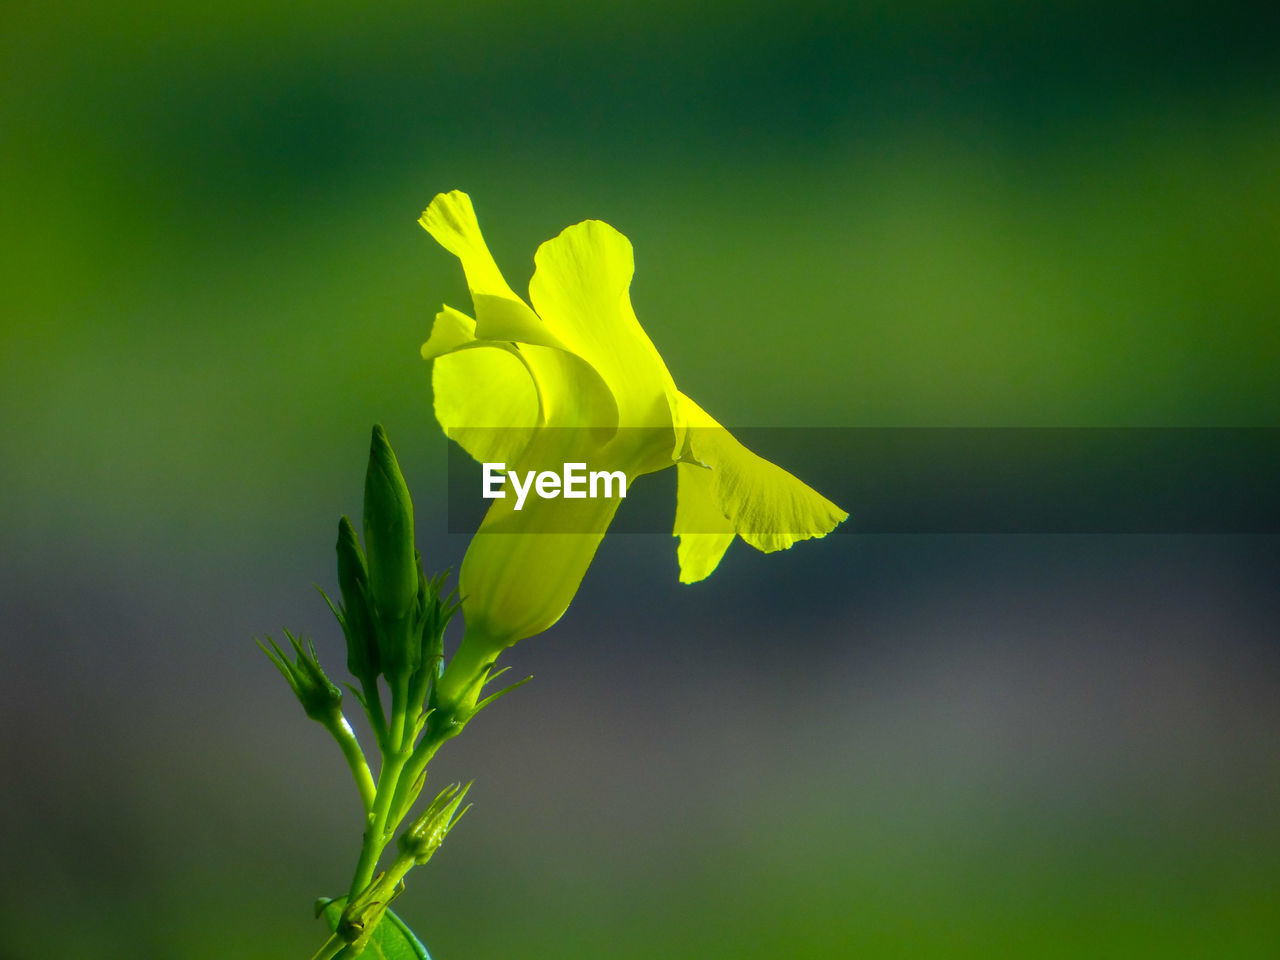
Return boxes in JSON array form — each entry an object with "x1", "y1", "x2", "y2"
[
  {"x1": 397, "y1": 782, "x2": 472, "y2": 864},
  {"x1": 259, "y1": 630, "x2": 342, "y2": 724},
  {"x1": 336, "y1": 515, "x2": 379, "y2": 681},
  {"x1": 363, "y1": 424, "x2": 417, "y2": 623}
]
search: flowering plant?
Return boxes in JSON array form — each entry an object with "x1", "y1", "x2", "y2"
[{"x1": 263, "y1": 193, "x2": 846, "y2": 959}]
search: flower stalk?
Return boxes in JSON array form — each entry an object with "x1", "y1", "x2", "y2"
[{"x1": 263, "y1": 426, "x2": 482, "y2": 959}]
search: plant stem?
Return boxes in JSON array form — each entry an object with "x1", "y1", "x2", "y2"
[
  {"x1": 347, "y1": 672, "x2": 411, "y2": 900},
  {"x1": 323, "y1": 714, "x2": 377, "y2": 812},
  {"x1": 308, "y1": 933, "x2": 346, "y2": 960},
  {"x1": 389, "y1": 735, "x2": 446, "y2": 827}
]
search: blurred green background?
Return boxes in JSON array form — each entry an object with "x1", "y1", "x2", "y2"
[{"x1": 2, "y1": 1, "x2": 1278, "y2": 957}]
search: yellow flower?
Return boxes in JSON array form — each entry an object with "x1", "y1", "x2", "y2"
[{"x1": 420, "y1": 191, "x2": 846, "y2": 711}]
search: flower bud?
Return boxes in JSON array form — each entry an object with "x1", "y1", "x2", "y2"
[
  {"x1": 336, "y1": 515, "x2": 379, "y2": 681},
  {"x1": 397, "y1": 782, "x2": 472, "y2": 865},
  {"x1": 363, "y1": 425, "x2": 418, "y2": 622},
  {"x1": 420, "y1": 573, "x2": 456, "y2": 681},
  {"x1": 259, "y1": 630, "x2": 343, "y2": 725}
]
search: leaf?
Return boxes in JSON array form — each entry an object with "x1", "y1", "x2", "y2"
[{"x1": 317, "y1": 897, "x2": 433, "y2": 960}]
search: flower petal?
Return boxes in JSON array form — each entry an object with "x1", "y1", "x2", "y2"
[
  {"x1": 420, "y1": 302, "x2": 479, "y2": 361},
  {"x1": 528, "y1": 219, "x2": 681, "y2": 441},
  {"x1": 421, "y1": 305, "x2": 537, "y2": 464},
  {"x1": 677, "y1": 392, "x2": 848, "y2": 554},
  {"x1": 420, "y1": 194, "x2": 620, "y2": 435},
  {"x1": 420, "y1": 190, "x2": 584, "y2": 355},
  {"x1": 437, "y1": 373, "x2": 538, "y2": 468},
  {"x1": 673, "y1": 461, "x2": 736, "y2": 583},
  {"x1": 429, "y1": 328, "x2": 618, "y2": 438},
  {"x1": 419, "y1": 191, "x2": 553, "y2": 346}
]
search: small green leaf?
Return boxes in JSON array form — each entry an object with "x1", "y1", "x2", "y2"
[{"x1": 317, "y1": 897, "x2": 432, "y2": 960}]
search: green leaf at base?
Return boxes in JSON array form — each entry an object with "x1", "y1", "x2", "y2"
[{"x1": 316, "y1": 897, "x2": 432, "y2": 960}]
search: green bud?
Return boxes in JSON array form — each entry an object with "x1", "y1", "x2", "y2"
[
  {"x1": 338, "y1": 873, "x2": 389, "y2": 946},
  {"x1": 413, "y1": 549, "x2": 430, "y2": 627},
  {"x1": 421, "y1": 598, "x2": 446, "y2": 683},
  {"x1": 258, "y1": 630, "x2": 343, "y2": 724},
  {"x1": 394, "y1": 551, "x2": 432, "y2": 679},
  {"x1": 363, "y1": 424, "x2": 417, "y2": 623},
  {"x1": 336, "y1": 515, "x2": 380, "y2": 681},
  {"x1": 397, "y1": 782, "x2": 472, "y2": 865},
  {"x1": 406, "y1": 565, "x2": 461, "y2": 715},
  {"x1": 421, "y1": 570, "x2": 460, "y2": 674}
]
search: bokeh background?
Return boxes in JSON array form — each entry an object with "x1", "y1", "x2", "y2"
[{"x1": 3, "y1": 1, "x2": 1278, "y2": 957}]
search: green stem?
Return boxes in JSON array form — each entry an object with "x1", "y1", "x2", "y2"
[
  {"x1": 331, "y1": 626, "x2": 485, "y2": 957},
  {"x1": 323, "y1": 714, "x2": 377, "y2": 812},
  {"x1": 380, "y1": 851, "x2": 417, "y2": 894},
  {"x1": 347, "y1": 673, "x2": 411, "y2": 900},
  {"x1": 338, "y1": 851, "x2": 421, "y2": 960},
  {"x1": 308, "y1": 933, "x2": 345, "y2": 960},
  {"x1": 389, "y1": 735, "x2": 446, "y2": 827}
]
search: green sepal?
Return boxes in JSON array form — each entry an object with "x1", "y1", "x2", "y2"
[
  {"x1": 473, "y1": 674, "x2": 533, "y2": 714},
  {"x1": 343, "y1": 682, "x2": 370, "y2": 713},
  {"x1": 317, "y1": 897, "x2": 432, "y2": 960}
]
